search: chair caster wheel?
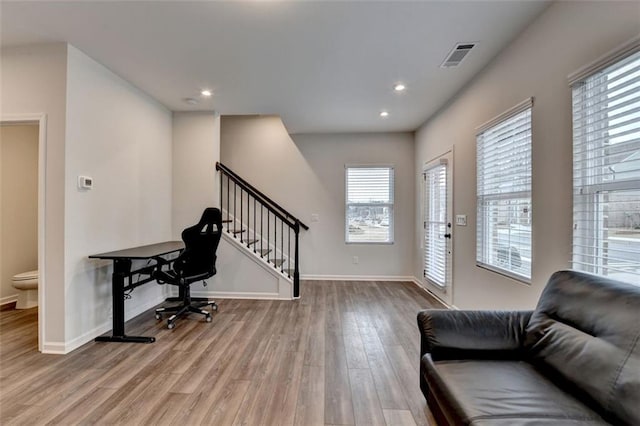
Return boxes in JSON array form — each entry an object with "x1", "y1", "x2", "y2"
[
  {"x1": 155, "y1": 313, "x2": 162, "y2": 320},
  {"x1": 211, "y1": 304, "x2": 218, "y2": 311},
  {"x1": 167, "y1": 322, "x2": 175, "y2": 329},
  {"x1": 205, "y1": 314, "x2": 212, "y2": 323}
]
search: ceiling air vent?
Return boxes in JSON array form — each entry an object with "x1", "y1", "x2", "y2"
[{"x1": 441, "y1": 43, "x2": 476, "y2": 68}]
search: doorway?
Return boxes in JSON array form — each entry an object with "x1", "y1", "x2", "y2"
[
  {"x1": 422, "y1": 150, "x2": 453, "y2": 305},
  {"x1": 0, "y1": 114, "x2": 46, "y2": 352}
]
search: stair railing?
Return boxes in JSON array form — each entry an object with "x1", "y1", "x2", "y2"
[{"x1": 215, "y1": 162, "x2": 309, "y2": 297}]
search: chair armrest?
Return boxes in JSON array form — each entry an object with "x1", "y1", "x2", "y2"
[{"x1": 417, "y1": 309, "x2": 533, "y2": 361}]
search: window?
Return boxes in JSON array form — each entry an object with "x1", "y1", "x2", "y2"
[
  {"x1": 346, "y1": 166, "x2": 394, "y2": 243},
  {"x1": 571, "y1": 47, "x2": 640, "y2": 286},
  {"x1": 476, "y1": 99, "x2": 533, "y2": 281}
]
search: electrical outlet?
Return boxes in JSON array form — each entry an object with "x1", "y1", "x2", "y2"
[
  {"x1": 456, "y1": 214, "x2": 467, "y2": 226},
  {"x1": 352, "y1": 256, "x2": 359, "y2": 264}
]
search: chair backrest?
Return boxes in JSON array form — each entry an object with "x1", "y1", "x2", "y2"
[
  {"x1": 174, "y1": 207, "x2": 223, "y2": 279},
  {"x1": 525, "y1": 270, "x2": 640, "y2": 425}
]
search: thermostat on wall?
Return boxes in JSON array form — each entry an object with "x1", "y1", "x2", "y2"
[{"x1": 78, "y1": 175, "x2": 93, "y2": 190}]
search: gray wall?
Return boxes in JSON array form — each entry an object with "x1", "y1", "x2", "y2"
[
  {"x1": 172, "y1": 111, "x2": 220, "y2": 238},
  {"x1": 414, "y1": 1, "x2": 640, "y2": 309}
]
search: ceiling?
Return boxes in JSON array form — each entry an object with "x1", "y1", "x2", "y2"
[{"x1": 0, "y1": 1, "x2": 550, "y2": 134}]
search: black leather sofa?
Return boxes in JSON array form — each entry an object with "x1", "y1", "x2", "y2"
[{"x1": 417, "y1": 270, "x2": 640, "y2": 425}]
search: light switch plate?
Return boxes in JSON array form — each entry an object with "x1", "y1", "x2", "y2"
[{"x1": 455, "y1": 214, "x2": 467, "y2": 226}]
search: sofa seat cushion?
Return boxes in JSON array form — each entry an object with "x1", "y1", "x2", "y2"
[{"x1": 422, "y1": 356, "x2": 608, "y2": 425}]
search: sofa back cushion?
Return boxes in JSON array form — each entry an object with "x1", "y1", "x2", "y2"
[{"x1": 525, "y1": 270, "x2": 640, "y2": 425}]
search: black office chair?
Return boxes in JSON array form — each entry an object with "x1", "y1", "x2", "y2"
[{"x1": 153, "y1": 207, "x2": 222, "y2": 329}]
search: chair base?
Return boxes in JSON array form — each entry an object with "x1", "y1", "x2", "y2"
[{"x1": 155, "y1": 300, "x2": 218, "y2": 329}]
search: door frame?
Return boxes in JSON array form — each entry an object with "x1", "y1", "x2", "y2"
[
  {"x1": 422, "y1": 148, "x2": 454, "y2": 306},
  {"x1": 1, "y1": 113, "x2": 47, "y2": 352}
]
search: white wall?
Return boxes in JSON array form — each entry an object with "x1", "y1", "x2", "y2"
[
  {"x1": 221, "y1": 116, "x2": 415, "y2": 278},
  {"x1": 0, "y1": 125, "x2": 39, "y2": 304},
  {"x1": 64, "y1": 45, "x2": 173, "y2": 349},
  {"x1": 414, "y1": 1, "x2": 640, "y2": 309},
  {"x1": 172, "y1": 112, "x2": 220, "y2": 238},
  {"x1": 0, "y1": 44, "x2": 68, "y2": 344}
]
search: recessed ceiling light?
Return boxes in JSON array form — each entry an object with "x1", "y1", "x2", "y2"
[
  {"x1": 201, "y1": 90, "x2": 212, "y2": 97},
  {"x1": 393, "y1": 83, "x2": 406, "y2": 92},
  {"x1": 380, "y1": 111, "x2": 389, "y2": 118}
]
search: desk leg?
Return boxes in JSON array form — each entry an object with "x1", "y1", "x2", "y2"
[{"x1": 95, "y1": 259, "x2": 156, "y2": 344}]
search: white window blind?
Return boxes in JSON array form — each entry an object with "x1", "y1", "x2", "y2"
[
  {"x1": 572, "y1": 48, "x2": 640, "y2": 286},
  {"x1": 424, "y1": 162, "x2": 448, "y2": 287},
  {"x1": 476, "y1": 101, "x2": 533, "y2": 281},
  {"x1": 346, "y1": 166, "x2": 394, "y2": 243}
]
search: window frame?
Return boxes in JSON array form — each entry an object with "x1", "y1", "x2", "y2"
[
  {"x1": 475, "y1": 98, "x2": 533, "y2": 283},
  {"x1": 571, "y1": 41, "x2": 640, "y2": 285},
  {"x1": 345, "y1": 165, "x2": 395, "y2": 244}
]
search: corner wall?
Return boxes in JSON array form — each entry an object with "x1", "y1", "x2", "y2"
[
  {"x1": 64, "y1": 45, "x2": 173, "y2": 350},
  {"x1": 172, "y1": 111, "x2": 220, "y2": 237},
  {"x1": 0, "y1": 43, "x2": 68, "y2": 345},
  {"x1": 221, "y1": 116, "x2": 415, "y2": 279},
  {"x1": 414, "y1": 1, "x2": 640, "y2": 309}
]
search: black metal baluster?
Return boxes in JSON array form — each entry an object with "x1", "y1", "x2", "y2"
[
  {"x1": 240, "y1": 187, "x2": 243, "y2": 243},
  {"x1": 219, "y1": 172, "x2": 223, "y2": 218},
  {"x1": 233, "y1": 181, "x2": 237, "y2": 234},
  {"x1": 246, "y1": 190, "x2": 250, "y2": 246},
  {"x1": 281, "y1": 219, "x2": 284, "y2": 272},
  {"x1": 261, "y1": 204, "x2": 264, "y2": 255},
  {"x1": 267, "y1": 211, "x2": 270, "y2": 263},
  {"x1": 288, "y1": 225, "x2": 291, "y2": 278},
  {"x1": 294, "y1": 221, "x2": 300, "y2": 298},
  {"x1": 253, "y1": 197, "x2": 256, "y2": 252},
  {"x1": 226, "y1": 174, "x2": 230, "y2": 230},
  {"x1": 274, "y1": 215, "x2": 278, "y2": 268}
]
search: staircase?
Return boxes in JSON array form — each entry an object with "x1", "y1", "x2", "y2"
[{"x1": 216, "y1": 162, "x2": 309, "y2": 297}]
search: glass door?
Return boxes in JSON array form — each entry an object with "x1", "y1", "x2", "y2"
[{"x1": 423, "y1": 151, "x2": 453, "y2": 304}]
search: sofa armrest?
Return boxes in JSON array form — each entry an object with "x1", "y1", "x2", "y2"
[{"x1": 417, "y1": 309, "x2": 533, "y2": 361}]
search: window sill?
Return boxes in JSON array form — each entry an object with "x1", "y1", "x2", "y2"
[
  {"x1": 345, "y1": 241, "x2": 394, "y2": 245},
  {"x1": 476, "y1": 262, "x2": 531, "y2": 285}
]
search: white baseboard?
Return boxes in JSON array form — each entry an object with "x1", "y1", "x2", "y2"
[
  {"x1": 300, "y1": 274, "x2": 417, "y2": 282},
  {"x1": 124, "y1": 294, "x2": 167, "y2": 322},
  {"x1": 62, "y1": 322, "x2": 112, "y2": 354},
  {"x1": 410, "y1": 278, "x2": 457, "y2": 309},
  {"x1": 43, "y1": 294, "x2": 167, "y2": 355},
  {"x1": 189, "y1": 290, "x2": 290, "y2": 301},
  {"x1": 41, "y1": 341, "x2": 67, "y2": 354},
  {"x1": 0, "y1": 294, "x2": 18, "y2": 306}
]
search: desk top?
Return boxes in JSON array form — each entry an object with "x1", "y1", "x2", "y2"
[{"x1": 89, "y1": 241, "x2": 184, "y2": 260}]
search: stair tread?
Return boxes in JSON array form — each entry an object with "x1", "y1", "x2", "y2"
[
  {"x1": 272, "y1": 258, "x2": 285, "y2": 267},
  {"x1": 222, "y1": 219, "x2": 232, "y2": 223},
  {"x1": 231, "y1": 229, "x2": 246, "y2": 234},
  {"x1": 245, "y1": 239, "x2": 258, "y2": 245},
  {"x1": 258, "y1": 249, "x2": 271, "y2": 256}
]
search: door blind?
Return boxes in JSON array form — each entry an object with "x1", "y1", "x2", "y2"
[
  {"x1": 572, "y1": 49, "x2": 640, "y2": 286},
  {"x1": 476, "y1": 104, "x2": 533, "y2": 281},
  {"x1": 424, "y1": 162, "x2": 448, "y2": 287}
]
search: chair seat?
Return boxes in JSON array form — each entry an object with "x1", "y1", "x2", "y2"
[
  {"x1": 154, "y1": 269, "x2": 214, "y2": 285},
  {"x1": 423, "y1": 358, "x2": 608, "y2": 425}
]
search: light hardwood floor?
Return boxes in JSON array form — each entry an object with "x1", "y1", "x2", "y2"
[{"x1": 0, "y1": 280, "x2": 442, "y2": 425}]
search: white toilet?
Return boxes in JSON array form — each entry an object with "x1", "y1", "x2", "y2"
[{"x1": 11, "y1": 270, "x2": 38, "y2": 309}]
